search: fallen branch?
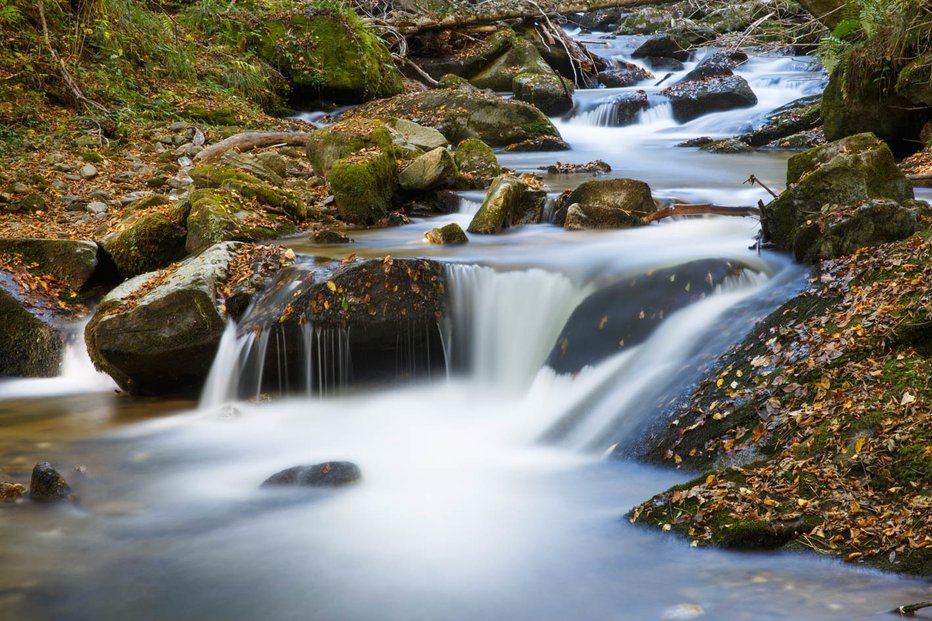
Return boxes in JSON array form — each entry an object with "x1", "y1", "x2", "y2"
[
  {"x1": 745, "y1": 174, "x2": 779, "y2": 198},
  {"x1": 889, "y1": 601, "x2": 932, "y2": 617},
  {"x1": 643, "y1": 203, "x2": 760, "y2": 223},
  {"x1": 401, "y1": 56, "x2": 440, "y2": 87},
  {"x1": 193, "y1": 132, "x2": 315, "y2": 164}
]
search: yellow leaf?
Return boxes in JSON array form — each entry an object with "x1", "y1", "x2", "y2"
[
  {"x1": 854, "y1": 436, "x2": 865, "y2": 455},
  {"x1": 326, "y1": 281, "x2": 337, "y2": 292}
]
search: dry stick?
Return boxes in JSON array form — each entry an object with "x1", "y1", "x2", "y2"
[
  {"x1": 193, "y1": 132, "x2": 315, "y2": 164},
  {"x1": 728, "y1": 11, "x2": 775, "y2": 53},
  {"x1": 746, "y1": 174, "x2": 779, "y2": 198},
  {"x1": 527, "y1": 1, "x2": 580, "y2": 88},
  {"x1": 37, "y1": 0, "x2": 109, "y2": 115},
  {"x1": 401, "y1": 56, "x2": 440, "y2": 87},
  {"x1": 889, "y1": 601, "x2": 932, "y2": 617},
  {"x1": 642, "y1": 204, "x2": 760, "y2": 223}
]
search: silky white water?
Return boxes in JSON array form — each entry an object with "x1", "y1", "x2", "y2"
[{"x1": 0, "y1": 35, "x2": 929, "y2": 621}]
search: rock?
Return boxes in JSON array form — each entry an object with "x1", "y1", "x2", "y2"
[
  {"x1": 30, "y1": 462, "x2": 72, "y2": 502},
  {"x1": 311, "y1": 230, "x2": 351, "y2": 244},
  {"x1": 454, "y1": 138, "x2": 500, "y2": 182},
  {"x1": 90, "y1": 189, "x2": 111, "y2": 201},
  {"x1": 503, "y1": 136, "x2": 570, "y2": 152},
  {"x1": 512, "y1": 72, "x2": 574, "y2": 117},
  {"x1": 250, "y1": 4, "x2": 402, "y2": 103},
  {"x1": 13, "y1": 193, "x2": 46, "y2": 213},
  {"x1": 590, "y1": 91, "x2": 649, "y2": 126},
  {"x1": 385, "y1": 118, "x2": 448, "y2": 151},
  {"x1": 254, "y1": 152, "x2": 289, "y2": 179},
  {"x1": 119, "y1": 191, "x2": 154, "y2": 206},
  {"x1": 598, "y1": 62, "x2": 653, "y2": 87},
  {"x1": 79, "y1": 163, "x2": 98, "y2": 179},
  {"x1": 632, "y1": 34, "x2": 690, "y2": 62},
  {"x1": 0, "y1": 482, "x2": 26, "y2": 503},
  {"x1": 350, "y1": 89, "x2": 564, "y2": 149},
  {"x1": 425, "y1": 222, "x2": 468, "y2": 244},
  {"x1": 762, "y1": 133, "x2": 917, "y2": 259},
  {"x1": 101, "y1": 207, "x2": 188, "y2": 277},
  {"x1": 467, "y1": 176, "x2": 544, "y2": 234},
  {"x1": 0, "y1": 239, "x2": 98, "y2": 289},
  {"x1": 188, "y1": 166, "x2": 306, "y2": 220},
  {"x1": 541, "y1": 160, "x2": 612, "y2": 174},
  {"x1": 305, "y1": 118, "x2": 397, "y2": 175},
  {"x1": 895, "y1": 52, "x2": 932, "y2": 107},
  {"x1": 662, "y1": 75, "x2": 758, "y2": 123},
  {"x1": 399, "y1": 147, "x2": 458, "y2": 191},
  {"x1": 797, "y1": 0, "x2": 847, "y2": 29},
  {"x1": 822, "y1": 59, "x2": 928, "y2": 155},
  {"x1": 700, "y1": 138, "x2": 753, "y2": 153},
  {"x1": 0, "y1": 288, "x2": 64, "y2": 377},
  {"x1": 9, "y1": 181, "x2": 29, "y2": 194},
  {"x1": 522, "y1": 24, "x2": 606, "y2": 84},
  {"x1": 647, "y1": 57, "x2": 685, "y2": 72},
  {"x1": 86, "y1": 201, "x2": 108, "y2": 214},
  {"x1": 563, "y1": 178, "x2": 656, "y2": 230},
  {"x1": 677, "y1": 49, "x2": 748, "y2": 84},
  {"x1": 85, "y1": 242, "x2": 244, "y2": 394},
  {"x1": 413, "y1": 28, "x2": 516, "y2": 80},
  {"x1": 219, "y1": 152, "x2": 284, "y2": 187},
  {"x1": 738, "y1": 95, "x2": 821, "y2": 147},
  {"x1": 469, "y1": 36, "x2": 552, "y2": 92},
  {"x1": 328, "y1": 150, "x2": 397, "y2": 225},
  {"x1": 261, "y1": 462, "x2": 362, "y2": 488},
  {"x1": 185, "y1": 189, "x2": 296, "y2": 255}
]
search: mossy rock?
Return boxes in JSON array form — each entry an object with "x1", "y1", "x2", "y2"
[
  {"x1": 415, "y1": 29, "x2": 516, "y2": 80},
  {"x1": 563, "y1": 178, "x2": 656, "y2": 230},
  {"x1": 454, "y1": 138, "x2": 500, "y2": 182},
  {"x1": 0, "y1": 239, "x2": 98, "y2": 289},
  {"x1": 895, "y1": 52, "x2": 932, "y2": 107},
  {"x1": 188, "y1": 166, "x2": 306, "y2": 220},
  {"x1": 352, "y1": 89, "x2": 563, "y2": 148},
  {"x1": 101, "y1": 211, "x2": 188, "y2": 277},
  {"x1": 512, "y1": 72, "x2": 574, "y2": 117},
  {"x1": 467, "y1": 176, "x2": 542, "y2": 234},
  {"x1": 738, "y1": 96, "x2": 822, "y2": 147},
  {"x1": 185, "y1": 189, "x2": 297, "y2": 255},
  {"x1": 469, "y1": 36, "x2": 552, "y2": 92},
  {"x1": 328, "y1": 150, "x2": 396, "y2": 225},
  {"x1": 763, "y1": 133, "x2": 915, "y2": 255},
  {"x1": 385, "y1": 118, "x2": 448, "y2": 151},
  {"x1": 425, "y1": 222, "x2": 468, "y2": 244},
  {"x1": 251, "y1": 4, "x2": 403, "y2": 104},
  {"x1": 822, "y1": 58, "x2": 928, "y2": 155},
  {"x1": 398, "y1": 147, "x2": 458, "y2": 192},
  {"x1": 124, "y1": 194, "x2": 171, "y2": 212},
  {"x1": 0, "y1": 288, "x2": 64, "y2": 377},
  {"x1": 305, "y1": 118, "x2": 397, "y2": 174}
]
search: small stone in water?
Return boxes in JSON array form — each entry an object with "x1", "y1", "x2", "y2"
[
  {"x1": 261, "y1": 462, "x2": 362, "y2": 489},
  {"x1": 29, "y1": 462, "x2": 73, "y2": 502}
]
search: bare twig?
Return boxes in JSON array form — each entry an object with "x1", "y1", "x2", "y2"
[
  {"x1": 745, "y1": 174, "x2": 779, "y2": 198},
  {"x1": 643, "y1": 203, "x2": 760, "y2": 223},
  {"x1": 193, "y1": 132, "x2": 315, "y2": 164}
]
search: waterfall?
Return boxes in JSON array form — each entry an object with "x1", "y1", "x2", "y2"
[{"x1": 442, "y1": 264, "x2": 594, "y2": 392}]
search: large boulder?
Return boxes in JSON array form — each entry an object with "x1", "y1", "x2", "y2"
[
  {"x1": 562, "y1": 178, "x2": 656, "y2": 230},
  {"x1": 454, "y1": 138, "x2": 501, "y2": 182},
  {"x1": 85, "y1": 242, "x2": 244, "y2": 395},
  {"x1": 398, "y1": 147, "x2": 458, "y2": 191},
  {"x1": 385, "y1": 118, "x2": 449, "y2": 151},
  {"x1": 512, "y1": 72, "x2": 574, "y2": 116},
  {"x1": 469, "y1": 36, "x2": 553, "y2": 91},
  {"x1": 0, "y1": 239, "x2": 98, "y2": 289},
  {"x1": 100, "y1": 207, "x2": 188, "y2": 278},
  {"x1": 412, "y1": 28, "x2": 516, "y2": 80},
  {"x1": 762, "y1": 133, "x2": 918, "y2": 261},
  {"x1": 662, "y1": 75, "x2": 758, "y2": 123},
  {"x1": 250, "y1": 4, "x2": 402, "y2": 103},
  {"x1": 632, "y1": 34, "x2": 691, "y2": 62},
  {"x1": 185, "y1": 189, "x2": 296, "y2": 255},
  {"x1": 677, "y1": 49, "x2": 748, "y2": 84},
  {"x1": 350, "y1": 88, "x2": 565, "y2": 149},
  {"x1": 305, "y1": 118, "x2": 399, "y2": 175},
  {"x1": 328, "y1": 150, "x2": 397, "y2": 225},
  {"x1": 895, "y1": 53, "x2": 932, "y2": 107},
  {"x1": 0, "y1": 288, "x2": 64, "y2": 377},
  {"x1": 467, "y1": 176, "x2": 545, "y2": 234}
]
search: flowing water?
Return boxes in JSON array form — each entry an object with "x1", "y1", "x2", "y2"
[{"x1": 1, "y1": 36, "x2": 930, "y2": 620}]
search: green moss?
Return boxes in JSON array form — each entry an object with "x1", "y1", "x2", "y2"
[
  {"x1": 104, "y1": 211, "x2": 188, "y2": 276},
  {"x1": 454, "y1": 138, "x2": 501, "y2": 180},
  {"x1": 186, "y1": 188, "x2": 296, "y2": 254},
  {"x1": 305, "y1": 118, "x2": 397, "y2": 174},
  {"x1": 80, "y1": 151, "x2": 105, "y2": 164},
  {"x1": 182, "y1": 106, "x2": 240, "y2": 126},
  {"x1": 327, "y1": 150, "x2": 396, "y2": 225},
  {"x1": 188, "y1": 166, "x2": 305, "y2": 219}
]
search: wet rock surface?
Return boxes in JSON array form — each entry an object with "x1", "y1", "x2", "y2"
[{"x1": 261, "y1": 462, "x2": 362, "y2": 488}]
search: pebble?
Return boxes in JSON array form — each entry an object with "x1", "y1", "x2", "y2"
[
  {"x1": 168, "y1": 121, "x2": 190, "y2": 131},
  {"x1": 89, "y1": 189, "x2": 111, "y2": 200},
  {"x1": 86, "y1": 201, "x2": 108, "y2": 214},
  {"x1": 64, "y1": 174, "x2": 82, "y2": 181},
  {"x1": 9, "y1": 182, "x2": 30, "y2": 194},
  {"x1": 112, "y1": 171, "x2": 138, "y2": 183},
  {"x1": 79, "y1": 163, "x2": 98, "y2": 179},
  {"x1": 50, "y1": 179, "x2": 68, "y2": 191},
  {"x1": 120, "y1": 191, "x2": 153, "y2": 205}
]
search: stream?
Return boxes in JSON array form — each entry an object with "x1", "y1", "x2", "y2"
[{"x1": 1, "y1": 35, "x2": 930, "y2": 620}]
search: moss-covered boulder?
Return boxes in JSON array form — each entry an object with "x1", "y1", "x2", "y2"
[
  {"x1": 85, "y1": 242, "x2": 244, "y2": 395},
  {"x1": 563, "y1": 178, "x2": 656, "y2": 230},
  {"x1": 425, "y1": 222, "x2": 468, "y2": 245},
  {"x1": 0, "y1": 239, "x2": 98, "y2": 289},
  {"x1": 350, "y1": 89, "x2": 565, "y2": 149},
  {"x1": 219, "y1": 152, "x2": 285, "y2": 187},
  {"x1": 328, "y1": 150, "x2": 396, "y2": 225},
  {"x1": 0, "y1": 288, "x2": 64, "y2": 377},
  {"x1": 185, "y1": 189, "x2": 297, "y2": 255},
  {"x1": 100, "y1": 209, "x2": 188, "y2": 278},
  {"x1": 251, "y1": 3, "x2": 403, "y2": 104},
  {"x1": 512, "y1": 72, "x2": 574, "y2": 116},
  {"x1": 895, "y1": 53, "x2": 932, "y2": 107},
  {"x1": 467, "y1": 176, "x2": 545, "y2": 234},
  {"x1": 797, "y1": 0, "x2": 849, "y2": 29},
  {"x1": 762, "y1": 133, "x2": 917, "y2": 259},
  {"x1": 304, "y1": 118, "x2": 397, "y2": 174},
  {"x1": 662, "y1": 76, "x2": 757, "y2": 123},
  {"x1": 737, "y1": 95, "x2": 822, "y2": 147},
  {"x1": 454, "y1": 138, "x2": 501, "y2": 182},
  {"x1": 469, "y1": 36, "x2": 552, "y2": 92},
  {"x1": 822, "y1": 59, "x2": 928, "y2": 155},
  {"x1": 398, "y1": 147, "x2": 458, "y2": 192},
  {"x1": 188, "y1": 165, "x2": 306, "y2": 220}
]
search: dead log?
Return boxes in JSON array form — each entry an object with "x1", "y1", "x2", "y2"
[
  {"x1": 385, "y1": 0, "x2": 679, "y2": 34},
  {"x1": 643, "y1": 203, "x2": 761, "y2": 223},
  {"x1": 193, "y1": 132, "x2": 315, "y2": 164}
]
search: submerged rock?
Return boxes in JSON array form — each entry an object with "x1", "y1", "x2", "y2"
[
  {"x1": 30, "y1": 462, "x2": 72, "y2": 502},
  {"x1": 261, "y1": 462, "x2": 361, "y2": 488}
]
